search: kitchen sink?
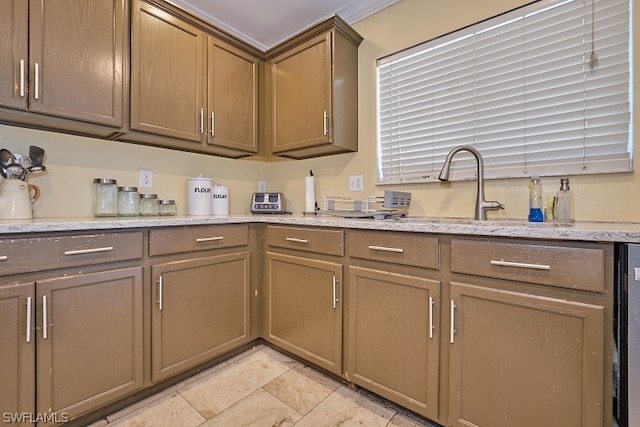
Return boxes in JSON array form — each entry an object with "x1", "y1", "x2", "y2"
[{"x1": 395, "y1": 216, "x2": 575, "y2": 227}]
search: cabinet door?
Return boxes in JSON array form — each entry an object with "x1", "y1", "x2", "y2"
[
  {"x1": 208, "y1": 37, "x2": 259, "y2": 153},
  {"x1": 449, "y1": 282, "x2": 604, "y2": 427},
  {"x1": 151, "y1": 252, "x2": 251, "y2": 381},
  {"x1": 265, "y1": 252, "x2": 342, "y2": 375},
  {"x1": 36, "y1": 266, "x2": 143, "y2": 424},
  {"x1": 28, "y1": 0, "x2": 125, "y2": 126},
  {"x1": 131, "y1": 0, "x2": 206, "y2": 142},
  {"x1": 0, "y1": 0, "x2": 28, "y2": 110},
  {"x1": 347, "y1": 267, "x2": 440, "y2": 420},
  {"x1": 0, "y1": 283, "x2": 35, "y2": 425},
  {"x1": 270, "y1": 32, "x2": 331, "y2": 152}
]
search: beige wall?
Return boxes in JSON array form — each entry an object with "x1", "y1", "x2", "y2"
[
  {"x1": 1, "y1": 0, "x2": 638, "y2": 221},
  {"x1": 0, "y1": 124, "x2": 269, "y2": 217}
]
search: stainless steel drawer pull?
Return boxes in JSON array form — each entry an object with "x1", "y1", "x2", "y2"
[
  {"x1": 64, "y1": 246, "x2": 114, "y2": 256},
  {"x1": 368, "y1": 245, "x2": 404, "y2": 254},
  {"x1": 0, "y1": 256, "x2": 7, "y2": 261},
  {"x1": 158, "y1": 276, "x2": 163, "y2": 311},
  {"x1": 429, "y1": 296, "x2": 434, "y2": 339},
  {"x1": 199, "y1": 108, "x2": 204, "y2": 134},
  {"x1": 286, "y1": 237, "x2": 309, "y2": 244},
  {"x1": 450, "y1": 300, "x2": 456, "y2": 344},
  {"x1": 211, "y1": 112, "x2": 215, "y2": 136},
  {"x1": 42, "y1": 295, "x2": 48, "y2": 340},
  {"x1": 332, "y1": 276, "x2": 339, "y2": 309},
  {"x1": 490, "y1": 259, "x2": 551, "y2": 271},
  {"x1": 195, "y1": 236, "x2": 224, "y2": 243},
  {"x1": 26, "y1": 296, "x2": 32, "y2": 343},
  {"x1": 20, "y1": 59, "x2": 25, "y2": 97},
  {"x1": 34, "y1": 62, "x2": 40, "y2": 100}
]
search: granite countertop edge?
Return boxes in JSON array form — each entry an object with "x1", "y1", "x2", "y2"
[{"x1": 2, "y1": 214, "x2": 640, "y2": 243}]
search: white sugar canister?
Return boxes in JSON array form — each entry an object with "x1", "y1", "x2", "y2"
[
  {"x1": 187, "y1": 174, "x2": 213, "y2": 215},
  {"x1": 211, "y1": 182, "x2": 229, "y2": 215}
]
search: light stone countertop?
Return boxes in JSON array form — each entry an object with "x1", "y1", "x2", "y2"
[{"x1": 2, "y1": 214, "x2": 640, "y2": 243}]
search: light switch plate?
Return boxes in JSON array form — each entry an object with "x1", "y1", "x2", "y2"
[{"x1": 349, "y1": 175, "x2": 363, "y2": 192}]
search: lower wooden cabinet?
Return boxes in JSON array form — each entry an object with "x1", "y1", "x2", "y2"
[
  {"x1": 449, "y1": 282, "x2": 605, "y2": 427},
  {"x1": 0, "y1": 282, "x2": 35, "y2": 426},
  {"x1": 265, "y1": 252, "x2": 343, "y2": 375},
  {"x1": 36, "y1": 267, "x2": 144, "y2": 425},
  {"x1": 347, "y1": 266, "x2": 440, "y2": 420},
  {"x1": 151, "y1": 252, "x2": 251, "y2": 381}
]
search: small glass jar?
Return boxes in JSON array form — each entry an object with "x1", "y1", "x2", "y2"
[
  {"x1": 158, "y1": 199, "x2": 177, "y2": 216},
  {"x1": 117, "y1": 186, "x2": 139, "y2": 216},
  {"x1": 93, "y1": 178, "x2": 118, "y2": 217},
  {"x1": 139, "y1": 193, "x2": 159, "y2": 216}
]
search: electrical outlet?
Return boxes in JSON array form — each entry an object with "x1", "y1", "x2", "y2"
[
  {"x1": 349, "y1": 175, "x2": 363, "y2": 192},
  {"x1": 258, "y1": 180, "x2": 266, "y2": 192},
  {"x1": 139, "y1": 169, "x2": 152, "y2": 189}
]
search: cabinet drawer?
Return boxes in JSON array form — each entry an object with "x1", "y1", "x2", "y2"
[
  {"x1": 450, "y1": 239, "x2": 606, "y2": 292},
  {"x1": 149, "y1": 224, "x2": 248, "y2": 256},
  {"x1": 0, "y1": 231, "x2": 144, "y2": 276},
  {"x1": 348, "y1": 231, "x2": 439, "y2": 270},
  {"x1": 266, "y1": 226, "x2": 343, "y2": 256}
]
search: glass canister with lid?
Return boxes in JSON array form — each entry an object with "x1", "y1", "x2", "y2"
[
  {"x1": 93, "y1": 178, "x2": 118, "y2": 217},
  {"x1": 139, "y1": 193, "x2": 159, "y2": 216},
  {"x1": 158, "y1": 199, "x2": 177, "y2": 216},
  {"x1": 118, "y1": 186, "x2": 140, "y2": 216}
]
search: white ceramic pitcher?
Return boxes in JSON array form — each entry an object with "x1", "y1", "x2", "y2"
[{"x1": 0, "y1": 179, "x2": 40, "y2": 220}]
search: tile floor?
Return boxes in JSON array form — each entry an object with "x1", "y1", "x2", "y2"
[{"x1": 88, "y1": 345, "x2": 442, "y2": 427}]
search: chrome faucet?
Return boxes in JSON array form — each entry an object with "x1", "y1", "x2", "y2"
[{"x1": 438, "y1": 145, "x2": 504, "y2": 220}]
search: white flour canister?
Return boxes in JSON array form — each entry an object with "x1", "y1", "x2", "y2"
[
  {"x1": 187, "y1": 175, "x2": 213, "y2": 215},
  {"x1": 211, "y1": 182, "x2": 229, "y2": 215}
]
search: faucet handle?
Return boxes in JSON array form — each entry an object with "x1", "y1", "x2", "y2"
[{"x1": 484, "y1": 201, "x2": 505, "y2": 211}]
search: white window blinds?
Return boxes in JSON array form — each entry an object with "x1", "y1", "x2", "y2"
[{"x1": 376, "y1": 0, "x2": 631, "y2": 184}]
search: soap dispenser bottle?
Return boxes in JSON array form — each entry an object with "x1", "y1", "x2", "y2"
[
  {"x1": 528, "y1": 175, "x2": 544, "y2": 222},
  {"x1": 554, "y1": 177, "x2": 575, "y2": 223}
]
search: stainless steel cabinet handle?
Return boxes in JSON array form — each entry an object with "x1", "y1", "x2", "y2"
[
  {"x1": 19, "y1": 59, "x2": 25, "y2": 97},
  {"x1": 450, "y1": 300, "x2": 455, "y2": 344},
  {"x1": 368, "y1": 245, "x2": 404, "y2": 253},
  {"x1": 0, "y1": 256, "x2": 7, "y2": 261},
  {"x1": 158, "y1": 276, "x2": 163, "y2": 311},
  {"x1": 42, "y1": 295, "x2": 48, "y2": 340},
  {"x1": 323, "y1": 110, "x2": 328, "y2": 136},
  {"x1": 429, "y1": 296, "x2": 434, "y2": 339},
  {"x1": 199, "y1": 108, "x2": 204, "y2": 134},
  {"x1": 211, "y1": 112, "x2": 215, "y2": 136},
  {"x1": 286, "y1": 237, "x2": 309, "y2": 244},
  {"x1": 26, "y1": 296, "x2": 32, "y2": 343},
  {"x1": 332, "y1": 276, "x2": 338, "y2": 309},
  {"x1": 34, "y1": 62, "x2": 39, "y2": 100},
  {"x1": 64, "y1": 246, "x2": 114, "y2": 256},
  {"x1": 490, "y1": 259, "x2": 551, "y2": 271},
  {"x1": 195, "y1": 236, "x2": 224, "y2": 243}
]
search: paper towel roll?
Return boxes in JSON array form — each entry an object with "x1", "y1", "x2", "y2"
[{"x1": 305, "y1": 175, "x2": 315, "y2": 212}]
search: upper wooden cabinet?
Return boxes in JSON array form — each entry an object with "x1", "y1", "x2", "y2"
[
  {"x1": 130, "y1": 0, "x2": 207, "y2": 144},
  {"x1": 207, "y1": 37, "x2": 259, "y2": 154},
  {"x1": 128, "y1": 0, "x2": 260, "y2": 157},
  {"x1": 266, "y1": 16, "x2": 362, "y2": 159},
  {"x1": 0, "y1": 0, "x2": 28, "y2": 110},
  {"x1": 0, "y1": 0, "x2": 126, "y2": 133}
]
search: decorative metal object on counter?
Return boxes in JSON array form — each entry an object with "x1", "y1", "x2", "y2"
[
  {"x1": 317, "y1": 190, "x2": 411, "y2": 220},
  {"x1": 158, "y1": 199, "x2": 177, "y2": 216},
  {"x1": 93, "y1": 178, "x2": 118, "y2": 216}
]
